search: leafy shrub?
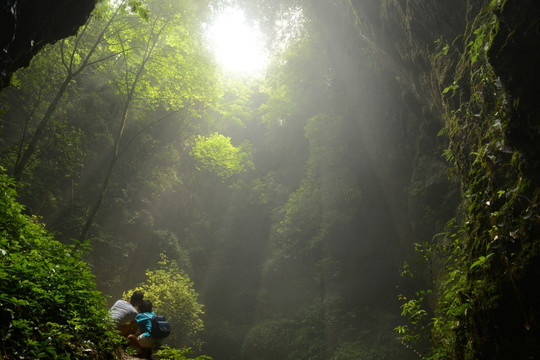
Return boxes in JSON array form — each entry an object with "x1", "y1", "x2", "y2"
[
  {"x1": 0, "y1": 169, "x2": 120, "y2": 359},
  {"x1": 190, "y1": 133, "x2": 246, "y2": 179},
  {"x1": 125, "y1": 255, "x2": 205, "y2": 348}
]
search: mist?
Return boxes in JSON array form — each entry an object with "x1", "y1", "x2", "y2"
[{"x1": 2, "y1": 0, "x2": 540, "y2": 359}]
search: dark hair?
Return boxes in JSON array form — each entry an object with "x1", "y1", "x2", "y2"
[
  {"x1": 138, "y1": 299, "x2": 152, "y2": 313},
  {"x1": 130, "y1": 291, "x2": 144, "y2": 303}
]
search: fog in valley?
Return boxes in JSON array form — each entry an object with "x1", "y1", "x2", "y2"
[{"x1": 2, "y1": 1, "x2": 540, "y2": 359}]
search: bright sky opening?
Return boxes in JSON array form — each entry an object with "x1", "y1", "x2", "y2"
[{"x1": 205, "y1": 7, "x2": 268, "y2": 76}]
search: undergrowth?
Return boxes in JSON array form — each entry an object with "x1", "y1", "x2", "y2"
[
  {"x1": 0, "y1": 168, "x2": 120, "y2": 359},
  {"x1": 397, "y1": 0, "x2": 540, "y2": 358}
]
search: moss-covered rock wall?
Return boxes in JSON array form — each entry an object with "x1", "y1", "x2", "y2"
[{"x1": 311, "y1": 0, "x2": 540, "y2": 358}]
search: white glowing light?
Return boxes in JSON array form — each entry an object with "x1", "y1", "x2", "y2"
[{"x1": 206, "y1": 7, "x2": 268, "y2": 75}]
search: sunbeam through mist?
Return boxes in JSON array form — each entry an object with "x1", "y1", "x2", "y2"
[{"x1": 205, "y1": 7, "x2": 268, "y2": 76}]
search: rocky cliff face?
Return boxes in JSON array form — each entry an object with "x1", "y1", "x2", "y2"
[
  {"x1": 310, "y1": 0, "x2": 540, "y2": 358},
  {"x1": 0, "y1": 0, "x2": 96, "y2": 88},
  {"x1": 489, "y1": 0, "x2": 540, "y2": 168}
]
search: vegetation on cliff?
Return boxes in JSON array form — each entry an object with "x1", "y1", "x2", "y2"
[{"x1": 397, "y1": 0, "x2": 540, "y2": 358}]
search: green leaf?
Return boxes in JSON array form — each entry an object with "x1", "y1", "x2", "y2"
[{"x1": 470, "y1": 253, "x2": 494, "y2": 270}]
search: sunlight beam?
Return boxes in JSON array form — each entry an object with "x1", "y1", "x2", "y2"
[{"x1": 205, "y1": 7, "x2": 268, "y2": 76}]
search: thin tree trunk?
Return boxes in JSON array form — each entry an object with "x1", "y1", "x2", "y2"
[
  {"x1": 78, "y1": 16, "x2": 170, "y2": 240},
  {"x1": 13, "y1": 4, "x2": 123, "y2": 181},
  {"x1": 78, "y1": 143, "x2": 119, "y2": 240},
  {"x1": 13, "y1": 75, "x2": 72, "y2": 180}
]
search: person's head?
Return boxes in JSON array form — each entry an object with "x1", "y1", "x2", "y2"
[
  {"x1": 130, "y1": 291, "x2": 144, "y2": 307},
  {"x1": 138, "y1": 299, "x2": 152, "y2": 313}
]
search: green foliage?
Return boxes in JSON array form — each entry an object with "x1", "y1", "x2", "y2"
[
  {"x1": 190, "y1": 132, "x2": 246, "y2": 179},
  {"x1": 0, "y1": 0, "x2": 217, "y2": 242},
  {"x1": 398, "y1": 0, "x2": 540, "y2": 358},
  {"x1": 242, "y1": 297, "x2": 403, "y2": 360},
  {"x1": 125, "y1": 255, "x2": 205, "y2": 348},
  {"x1": 469, "y1": 253, "x2": 493, "y2": 270},
  {"x1": 124, "y1": 0, "x2": 150, "y2": 21},
  {"x1": 331, "y1": 330, "x2": 402, "y2": 360},
  {"x1": 154, "y1": 345, "x2": 212, "y2": 360},
  {"x1": 106, "y1": 0, "x2": 216, "y2": 112},
  {"x1": 0, "y1": 168, "x2": 120, "y2": 359},
  {"x1": 442, "y1": 81, "x2": 458, "y2": 95},
  {"x1": 240, "y1": 300, "x2": 341, "y2": 359}
]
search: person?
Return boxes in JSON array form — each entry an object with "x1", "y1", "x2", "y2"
[
  {"x1": 109, "y1": 291, "x2": 144, "y2": 337},
  {"x1": 128, "y1": 300, "x2": 160, "y2": 359}
]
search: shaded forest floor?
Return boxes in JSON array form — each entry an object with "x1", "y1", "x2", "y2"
[{"x1": 118, "y1": 349, "x2": 148, "y2": 360}]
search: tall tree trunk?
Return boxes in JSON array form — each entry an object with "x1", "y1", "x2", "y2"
[{"x1": 78, "y1": 16, "x2": 170, "y2": 240}]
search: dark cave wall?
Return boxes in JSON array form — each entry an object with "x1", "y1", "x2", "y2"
[
  {"x1": 0, "y1": 0, "x2": 97, "y2": 89},
  {"x1": 479, "y1": 1, "x2": 540, "y2": 358},
  {"x1": 488, "y1": 0, "x2": 540, "y2": 169}
]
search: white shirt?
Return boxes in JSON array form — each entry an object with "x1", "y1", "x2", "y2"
[{"x1": 109, "y1": 300, "x2": 137, "y2": 325}]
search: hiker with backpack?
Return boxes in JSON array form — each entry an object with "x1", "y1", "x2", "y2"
[
  {"x1": 127, "y1": 299, "x2": 171, "y2": 359},
  {"x1": 109, "y1": 291, "x2": 144, "y2": 337}
]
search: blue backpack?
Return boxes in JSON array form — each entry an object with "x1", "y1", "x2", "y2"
[{"x1": 144, "y1": 313, "x2": 171, "y2": 339}]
